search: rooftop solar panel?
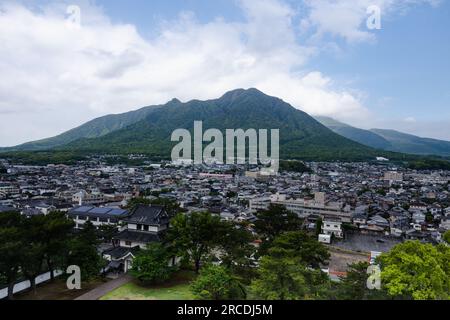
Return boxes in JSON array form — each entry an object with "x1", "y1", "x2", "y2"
[
  {"x1": 109, "y1": 209, "x2": 127, "y2": 216},
  {"x1": 90, "y1": 207, "x2": 111, "y2": 214},
  {"x1": 73, "y1": 206, "x2": 94, "y2": 212}
]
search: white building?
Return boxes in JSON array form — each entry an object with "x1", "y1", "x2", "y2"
[
  {"x1": 249, "y1": 192, "x2": 352, "y2": 222},
  {"x1": 72, "y1": 190, "x2": 105, "y2": 205},
  {"x1": 321, "y1": 219, "x2": 343, "y2": 238}
]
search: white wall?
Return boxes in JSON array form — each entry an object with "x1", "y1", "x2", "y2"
[{"x1": 0, "y1": 270, "x2": 63, "y2": 299}]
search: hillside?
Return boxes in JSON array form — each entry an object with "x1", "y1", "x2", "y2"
[
  {"x1": 60, "y1": 89, "x2": 391, "y2": 161},
  {"x1": 316, "y1": 116, "x2": 450, "y2": 157},
  {"x1": 0, "y1": 104, "x2": 162, "y2": 152}
]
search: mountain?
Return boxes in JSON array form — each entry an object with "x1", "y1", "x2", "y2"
[
  {"x1": 1, "y1": 88, "x2": 414, "y2": 162},
  {"x1": 316, "y1": 116, "x2": 450, "y2": 157},
  {"x1": 370, "y1": 129, "x2": 450, "y2": 157},
  {"x1": 0, "y1": 104, "x2": 162, "y2": 152},
  {"x1": 315, "y1": 116, "x2": 392, "y2": 150},
  {"x1": 58, "y1": 88, "x2": 395, "y2": 161}
]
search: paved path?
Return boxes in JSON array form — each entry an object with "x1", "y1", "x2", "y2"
[{"x1": 75, "y1": 275, "x2": 133, "y2": 300}]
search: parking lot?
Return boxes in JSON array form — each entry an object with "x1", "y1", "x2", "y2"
[{"x1": 334, "y1": 233, "x2": 402, "y2": 253}]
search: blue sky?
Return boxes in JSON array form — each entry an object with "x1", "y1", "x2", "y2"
[
  {"x1": 95, "y1": 0, "x2": 450, "y2": 123},
  {"x1": 0, "y1": 0, "x2": 449, "y2": 146}
]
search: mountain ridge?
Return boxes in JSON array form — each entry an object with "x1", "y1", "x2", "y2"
[
  {"x1": 315, "y1": 116, "x2": 450, "y2": 157},
  {"x1": 0, "y1": 88, "x2": 431, "y2": 162}
]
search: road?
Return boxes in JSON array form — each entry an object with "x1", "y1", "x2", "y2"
[{"x1": 75, "y1": 274, "x2": 133, "y2": 300}]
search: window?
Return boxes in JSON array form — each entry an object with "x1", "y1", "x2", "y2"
[
  {"x1": 125, "y1": 241, "x2": 132, "y2": 246},
  {"x1": 143, "y1": 225, "x2": 149, "y2": 231}
]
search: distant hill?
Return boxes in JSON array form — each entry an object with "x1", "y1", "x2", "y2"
[
  {"x1": 1, "y1": 89, "x2": 417, "y2": 162},
  {"x1": 316, "y1": 116, "x2": 450, "y2": 157},
  {"x1": 0, "y1": 104, "x2": 162, "y2": 152},
  {"x1": 61, "y1": 88, "x2": 388, "y2": 161},
  {"x1": 315, "y1": 117, "x2": 392, "y2": 150},
  {"x1": 370, "y1": 129, "x2": 450, "y2": 157}
]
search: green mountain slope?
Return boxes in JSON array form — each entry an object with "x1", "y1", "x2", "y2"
[
  {"x1": 315, "y1": 116, "x2": 450, "y2": 157},
  {"x1": 0, "y1": 104, "x2": 162, "y2": 152},
  {"x1": 59, "y1": 89, "x2": 398, "y2": 161},
  {"x1": 370, "y1": 129, "x2": 450, "y2": 156},
  {"x1": 315, "y1": 116, "x2": 392, "y2": 150}
]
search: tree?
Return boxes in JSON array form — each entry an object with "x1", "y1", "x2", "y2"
[
  {"x1": 336, "y1": 262, "x2": 388, "y2": 300},
  {"x1": 66, "y1": 222, "x2": 105, "y2": 281},
  {"x1": 40, "y1": 211, "x2": 75, "y2": 280},
  {"x1": 191, "y1": 265, "x2": 246, "y2": 300},
  {"x1": 254, "y1": 204, "x2": 302, "y2": 249},
  {"x1": 270, "y1": 231, "x2": 330, "y2": 269},
  {"x1": 149, "y1": 197, "x2": 182, "y2": 218},
  {"x1": 131, "y1": 243, "x2": 176, "y2": 285},
  {"x1": 166, "y1": 212, "x2": 225, "y2": 273},
  {"x1": 20, "y1": 215, "x2": 46, "y2": 294},
  {"x1": 443, "y1": 230, "x2": 450, "y2": 244},
  {"x1": 98, "y1": 224, "x2": 119, "y2": 243},
  {"x1": 125, "y1": 197, "x2": 151, "y2": 210},
  {"x1": 315, "y1": 217, "x2": 323, "y2": 236},
  {"x1": 250, "y1": 231, "x2": 331, "y2": 300},
  {"x1": 0, "y1": 211, "x2": 24, "y2": 300},
  {"x1": 250, "y1": 254, "x2": 329, "y2": 300},
  {"x1": 218, "y1": 222, "x2": 256, "y2": 283},
  {"x1": 379, "y1": 241, "x2": 450, "y2": 300}
]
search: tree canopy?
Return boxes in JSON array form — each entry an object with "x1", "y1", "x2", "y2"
[
  {"x1": 190, "y1": 265, "x2": 246, "y2": 300},
  {"x1": 379, "y1": 241, "x2": 450, "y2": 300}
]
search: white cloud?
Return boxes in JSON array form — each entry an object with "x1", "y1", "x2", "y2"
[
  {"x1": 0, "y1": 0, "x2": 441, "y2": 146},
  {"x1": 404, "y1": 117, "x2": 417, "y2": 123},
  {"x1": 301, "y1": 0, "x2": 440, "y2": 43}
]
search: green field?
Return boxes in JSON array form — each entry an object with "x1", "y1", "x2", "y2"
[
  {"x1": 101, "y1": 271, "x2": 196, "y2": 300},
  {"x1": 100, "y1": 282, "x2": 194, "y2": 300}
]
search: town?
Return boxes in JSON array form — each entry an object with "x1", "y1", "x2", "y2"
[{"x1": 1, "y1": 156, "x2": 449, "y2": 300}]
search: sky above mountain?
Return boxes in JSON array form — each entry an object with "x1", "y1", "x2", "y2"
[{"x1": 0, "y1": 0, "x2": 449, "y2": 146}]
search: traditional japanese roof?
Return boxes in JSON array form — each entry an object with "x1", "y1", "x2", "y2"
[
  {"x1": 114, "y1": 229, "x2": 161, "y2": 243},
  {"x1": 103, "y1": 246, "x2": 140, "y2": 260},
  {"x1": 123, "y1": 204, "x2": 169, "y2": 226},
  {"x1": 68, "y1": 206, "x2": 128, "y2": 222}
]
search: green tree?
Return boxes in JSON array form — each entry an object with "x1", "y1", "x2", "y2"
[
  {"x1": 40, "y1": 212, "x2": 75, "y2": 280},
  {"x1": 250, "y1": 255, "x2": 329, "y2": 300},
  {"x1": 98, "y1": 224, "x2": 119, "y2": 243},
  {"x1": 218, "y1": 222, "x2": 256, "y2": 283},
  {"x1": 149, "y1": 198, "x2": 182, "y2": 218},
  {"x1": 166, "y1": 212, "x2": 225, "y2": 273},
  {"x1": 254, "y1": 204, "x2": 303, "y2": 251},
  {"x1": 191, "y1": 265, "x2": 246, "y2": 300},
  {"x1": 270, "y1": 231, "x2": 330, "y2": 269},
  {"x1": 336, "y1": 262, "x2": 389, "y2": 300},
  {"x1": 20, "y1": 215, "x2": 46, "y2": 294},
  {"x1": 131, "y1": 243, "x2": 176, "y2": 285},
  {"x1": 66, "y1": 222, "x2": 105, "y2": 281},
  {"x1": 125, "y1": 197, "x2": 151, "y2": 210},
  {"x1": 315, "y1": 217, "x2": 323, "y2": 236},
  {"x1": 0, "y1": 211, "x2": 24, "y2": 300},
  {"x1": 250, "y1": 232, "x2": 331, "y2": 300},
  {"x1": 379, "y1": 241, "x2": 450, "y2": 300},
  {"x1": 443, "y1": 230, "x2": 450, "y2": 244}
]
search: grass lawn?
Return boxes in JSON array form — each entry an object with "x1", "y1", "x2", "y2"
[
  {"x1": 16, "y1": 278, "x2": 107, "y2": 300},
  {"x1": 101, "y1": 271, "x2": 196, "y2": 301}
]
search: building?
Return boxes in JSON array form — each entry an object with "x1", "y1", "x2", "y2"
[
  {"x1": 249, "y1": 192, "x2": 353, "y2": 222},
  {"x1": 384, "y1": 172, "x2": 403, "y2": 183},
  {"x1": 318, "y1": 234, "x2": 332, "y2": 244},
  {"x1": 72, "y1": 190, "x2": 105, "y2": 205},
  {"x1": 113, "y1": 205, "x2": 170, "y2": 249},
  {"x1": 103, "y1": 205, "x2": 171, "y2": 273},
  {"x1": 0, "y1": 184, "x2": 19, "y2": 196},
  {"x1": 68, "y1": 206, "x2": 128, "y2": 229},
  {"x1": 321, "y1": 218, "x2": 343, "y2": 238}
]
